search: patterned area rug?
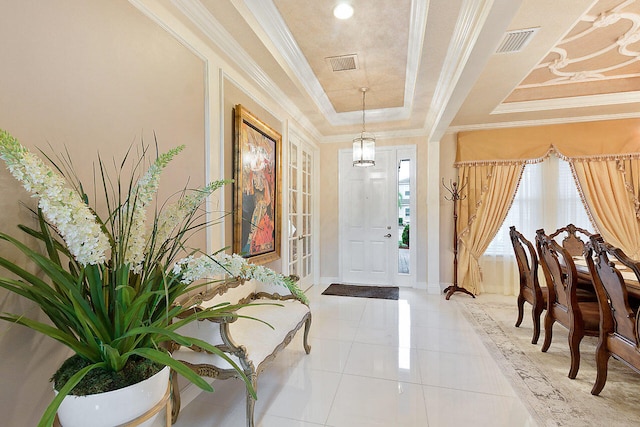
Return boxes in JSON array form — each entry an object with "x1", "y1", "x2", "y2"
[
  {"x1": 321, "y1": 283, "x2": 399, "y2": 300},
  {"x1": 458, "y1": 296, "x2": 640, "y2": 427}
]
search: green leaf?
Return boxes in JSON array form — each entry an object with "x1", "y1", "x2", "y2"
[
  {"x1": 99, "y1": 344, "x2": 126, "y2": 372},
  {"x1": 128, "y1": 348, "x2": 214, "y2": 393}
]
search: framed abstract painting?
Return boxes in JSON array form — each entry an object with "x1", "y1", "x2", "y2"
[{"x1": 233, "y1": 104, "x2": 282, "y2": 264}]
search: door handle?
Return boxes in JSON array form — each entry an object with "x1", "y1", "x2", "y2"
[{"x1": 384, "y1": 233, "x2": 392, "y2": 238}]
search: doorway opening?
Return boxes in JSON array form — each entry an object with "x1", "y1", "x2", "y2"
[{"x1": 338, "y1": 145, "x2": 416, "y2": 287}]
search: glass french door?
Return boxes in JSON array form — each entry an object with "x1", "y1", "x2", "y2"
[{"x1": 288, "y1": 135, "x2": 314, "y2": 286}]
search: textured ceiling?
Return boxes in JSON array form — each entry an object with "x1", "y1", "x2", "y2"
[
  {"x1": 505, "y1": 0, "x2": 640, "y2": 103},
  {"x1": 173, "y1": 0, "x2": 640, "y2": 140},
  {"x1": 273, "y1": 0, "x2": 411, "y2": 113}
]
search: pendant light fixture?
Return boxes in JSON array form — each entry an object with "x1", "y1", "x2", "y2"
[{"x1": 352, "y1": 87, "x2": 375, "y2": 167}]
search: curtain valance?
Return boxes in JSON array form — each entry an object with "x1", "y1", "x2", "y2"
[
  {"x1": 456, "y1": 118, "x2": 640, "y2": 165},
  {"x1": 453, "y1": 118, "x2": 640, "y2": 295}
]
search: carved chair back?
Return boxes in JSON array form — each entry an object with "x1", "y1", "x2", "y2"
[
  {"x1": 537, "y1": 230, "x2": 576, "y2": 313},
  {"x1": 510, "y1": 226, "x2": 538, "y2": 294},
  {"x1": 548, "y1": 223, "x2": 592, "y2": 257},
  {"x1": 510, "y1": 226, "x2": 547, "y2": 344},
  {"x1": 585, "y1": 234, "x2": 640, "y2": 394},
  {"x1": 586, "y1": 235, "x2": 638, "y2": 343}
]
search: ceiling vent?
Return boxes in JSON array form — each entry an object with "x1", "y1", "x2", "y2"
[
  {"x1": 495, "y1": 28, "x2": 539, "y2": 54},
  {"x1": 326, "y1": 54, "x2": 358, "y2": 71}
]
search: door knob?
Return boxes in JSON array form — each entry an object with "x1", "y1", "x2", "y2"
[{"x1": 384, "y1": 233, "x2": 392, "y2": 238}]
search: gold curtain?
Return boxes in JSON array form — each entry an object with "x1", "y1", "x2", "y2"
[
  {"x1": 455, "y1": 119, "x2": 640, "y2": 293},
  {"x1": 572, "y1": 157, "x2": 640, "y2": 259},
  {"x1": 457, "y1": 163, "x2": 525, "y2": 294}
]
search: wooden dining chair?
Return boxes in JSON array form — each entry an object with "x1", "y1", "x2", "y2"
[
  {"x1": 548, "y1": 223, "x2": 595, "y2": 289},
  {"x1": 510, "y1": 226, "x2": 547, "y2": 344},
  {"x1": 585, "y1": 234, "x2": 640, "y2": 395},
  {"x1": 536, "y1": 229, "x2": 600, "y2": 379}
]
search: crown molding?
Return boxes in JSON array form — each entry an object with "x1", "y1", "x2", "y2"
[
  {"x1": 242, "y1": 0, "x2": 429, "y2": 126},
  {"x1": 493, "y1": 91, "x2": 640, "y2": 114},
  {"x1": 423, "y1": 0, "x2": 496, "y2": 141},
  {"x1": 448, "y1": 111, "x2": 640, "y2": 133},
  {"x1": 170, "y1": 0, "x2": 323, "y2": 141},
  {"x1": 319, "y1": 127, "x2": 429, "y2": 144}
]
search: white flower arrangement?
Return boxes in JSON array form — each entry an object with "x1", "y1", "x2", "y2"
[
  {"x1": 0, "y1": 132, "x2": 109, "y2": 265},
  {"x1": 172, "y1": 252, "x2": 307, "y2": 301},
  {"x1": 0, "y1": 129, "x2": 306, "y2": 427}
]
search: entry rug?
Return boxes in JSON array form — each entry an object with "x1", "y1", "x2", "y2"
[
  {"x1": 458, "y1": 297, "x2": 640, "y2": 427},
  {"x1": 321, "y1": 283, "x2": 399, "y2": 300}
]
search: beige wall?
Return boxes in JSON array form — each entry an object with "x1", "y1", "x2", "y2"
[
  {"x1": 0, "y1": 1, "x2": 205, "y2": 424},
  {"x1": 439, "y1": 133, "x2": 458, "y2": 286},
  {"x1": 319, "y1": 136, "x2": 429, "y2": 285}
]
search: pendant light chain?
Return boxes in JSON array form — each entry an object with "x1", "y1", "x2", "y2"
[
  {"x1": 352, "y1": 87, "x2": 376, "y2": 167},
  {"x1": 361, "y1": 87, "x2": 367, "y2": 134}
]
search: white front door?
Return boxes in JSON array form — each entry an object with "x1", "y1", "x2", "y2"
[{"x1": 339, "y1": 148, "x2": 396, "y2": 285}]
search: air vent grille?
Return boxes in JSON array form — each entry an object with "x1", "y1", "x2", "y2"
[
  {"x1": 326, "y1": 54, "x2": 358, "y2": 71},
  {"x1": 496, "y1": 28, "x2": 539, "y2": 54}
]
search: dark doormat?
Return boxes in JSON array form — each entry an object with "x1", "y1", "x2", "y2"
[{"x1": 322, "y1": 283, "x2": 399, "y2": 300}]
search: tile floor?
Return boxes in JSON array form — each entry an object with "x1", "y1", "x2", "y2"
[{"x1": 172, "y1": 285, "x2": 537, "y2": 427}]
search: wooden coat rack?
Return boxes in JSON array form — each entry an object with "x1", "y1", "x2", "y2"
[{"x1": 442, "y1": 178, "x2": 475, "y2": 300}]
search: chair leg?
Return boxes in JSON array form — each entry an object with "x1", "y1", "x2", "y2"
[
  {"x1": 568, "y1": 330, "x2": 583, "y2": 379},
  {"x1": 591, "y1": 342, "x2": 610, "y2": 395},
  {"x1": 170, "y1": 369, "x2": 181, "y2": 424},
  {"x1": 246, "y1": 374, "x2": 257, "y2": 427},
  {"x1": 515, "y1": 295, "x2": 525, "y2": 327},
  {"x1": 303, "y1": 314, "x2": 312, "y2": 354},
  {"x1": 531, "y1": 305, "x2": 543, "y2": 345},
  {"x1": 541, "y1": 313, "x2": 554, "y2": 352}
]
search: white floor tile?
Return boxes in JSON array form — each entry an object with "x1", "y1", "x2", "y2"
[
  {"x1": 172, "y1": 286, "x2": 535, "y2": 427},
  {"x1": 423, "y1": 385, "x2": 536, "y2": 427},
  {"x1": 325, "y1": 374, "x2": 429, "y2": 427},
  {"x1": 254, "y1": 366, "x2": 342, "y2": 425},
  {"x1": 308, "y1": 315, "x2": 359, "y2": 342},
  {"x1": 258, "y1": 415, "x2": 325, "y2": 427},
  {"x1": 343, "y1": 341, "x2": 422, "y2": 383},
  {"x1": 413, "y1": 325, "x2": 491, "y2": 356},
  {"x1": 417, "y1": 349, "x2": 516, "y2": 396}
]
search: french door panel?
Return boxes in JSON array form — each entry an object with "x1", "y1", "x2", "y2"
[{"x1": 288, "y1": 136, "x2": 314, "y2": 287}]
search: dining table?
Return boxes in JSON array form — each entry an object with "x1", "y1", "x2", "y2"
[{"x1": 572, "y1": 256, "x2": 640, "y2": 300}]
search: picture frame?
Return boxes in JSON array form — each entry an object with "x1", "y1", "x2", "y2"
[{"x1": 233, "y1": 104, "x2": 282, "y2": 264}]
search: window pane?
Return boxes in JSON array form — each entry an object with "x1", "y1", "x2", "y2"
[
  {"x1": 556, "y1": 159, "x2": 592, "y2": 232},
  {"x1": 485, "y1": 162, "x2": 543, "y2": 255},
  {"x1": 485, "y1": 157, "x2": 594, "y2": 256}
]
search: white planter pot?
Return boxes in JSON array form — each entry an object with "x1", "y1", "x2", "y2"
[{"x1": 55, "y1": 365, "x2": 170, "y2": 427}]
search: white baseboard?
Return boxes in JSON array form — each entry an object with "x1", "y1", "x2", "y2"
[{"x1": 428, "y1": 282, "x2": 444, "y2": 295}]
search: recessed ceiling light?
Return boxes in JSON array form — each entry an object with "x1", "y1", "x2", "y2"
[{"x1": 333, "y1": 3, "x2": 354, "y2": 20}]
